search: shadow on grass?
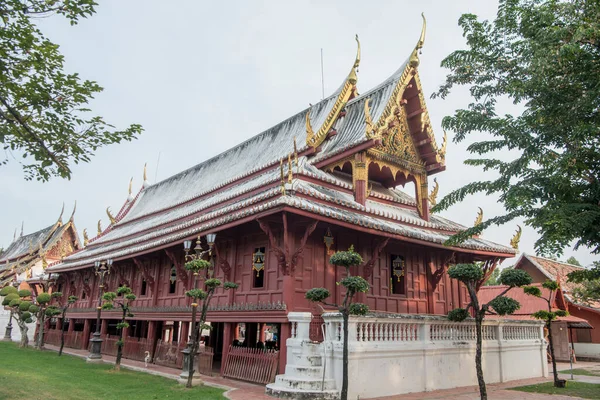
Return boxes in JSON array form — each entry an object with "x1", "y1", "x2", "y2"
[{"x1": 0, "y1": 341, "x2": 225, "y2": 400}]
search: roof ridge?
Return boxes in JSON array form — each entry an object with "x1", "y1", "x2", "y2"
[{"x1": 527, "y1": 253, "x2": 585, "y2": 269}]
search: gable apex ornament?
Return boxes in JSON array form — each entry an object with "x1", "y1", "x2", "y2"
[
  {"x1": 428, "y1": 178, "x2": 439, "y2": 207},
  {"x1": 142, "y1": 163, "x2": 150, "y2": 189},
  {"x1": 474, "y1": 207, "x2": 483, "y2": 227},
  {"x1": 83, "y1": 229, "x2": 89, "y2": 247},
  {"x1": 510, "y1": 225, "x2": 522, "y2": 250},
  {"x1": 97, "y1": 220, "x2": 102, "y2": 236},
  {"x1": 409, "y1": 13, "x2": 426, "y2": 68},
  {"x1": 106, "y1": 207, "x2": 117, "y2": 225},
  {"x1": 127, "y1": 177, "x2": 134, "y2": 202}
]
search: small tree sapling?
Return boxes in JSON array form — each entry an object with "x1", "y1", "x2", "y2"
[
  {"x1": 101, "y1": 286, "x2": 136, "y2": 371},
  {"x1": 0, "y1": 287, "x2": 37, "y2": 347},
  {"x1": 45, "y1": 292, "x2": 78, "y2": 356}
]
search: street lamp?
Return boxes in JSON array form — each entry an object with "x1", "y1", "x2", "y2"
[
  {"x1": 2, "y1": 280, "x2": 20, "y2": 341},
  {"x1": 87, "y1": 258, "x2": 113, "y2": 362},
  {"x1": 179, "y1": 234, "x2": 216, "y2": 384}
]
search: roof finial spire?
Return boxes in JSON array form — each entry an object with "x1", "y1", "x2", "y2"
[
  {"x1": 97, "y1": 220, "x2": 102, "y2": 236},
  {"x1": 409, "y1": 13, "x2": 427, "y2": 68},
  {"x1": 474, "y1": 207, "x2": 483, "y2": 227},
  {"x1": 287, "y1": 154, "x2": 293, "y2": 183},
  {"x1": 57, "y1": 202, "x2": 65, "y2": 224},
  {"x1": 69, "y1": 201, "x2": 77, "y2": 222},
  {"x1": 83, "y1": 229, "x2": 89, "y2": 247},
  {"x1": 13, "y1": 228, "x2": 17, "y2": 241},
  {"x1": 20, "y1": 221, "x2": 24, "y2": 237},
  {"x1": 348, "y1": 34, "x2": 361, "y2": 84},
  {"x1": 106, "y1": 207, "x2": 117, "y2": 225},
  {"x1": 510, "y1": 225, "x2": 522, "y2": 250},
  {"x1": 143, "y1": 163, "x2": 150, "y2": 189},
  {"x1": 279, "y1": 160, "x2": 286, "y2": 196},
  {"x1": 127, "y1": 177, "x2": 134, "y2": 202},
  {"x1": 293, "y1": 137, "x2": 299, "y2": 169}
]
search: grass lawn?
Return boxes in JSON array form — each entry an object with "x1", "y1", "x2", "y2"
[
  {"x1": 0, "y1": 341, "x2": 225, "y2": 400},
  {"x1": 559, "y1": 368, "x2": 600, "y2": 377},
  {"x1": 510, "y1": 381, "x2": 600, "y2": 399}
]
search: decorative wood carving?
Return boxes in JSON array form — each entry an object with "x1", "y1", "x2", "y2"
[
  {"x1": 115, "y1": 266, "x2": 131, "y2": 288},
  {"x1": 133, "y1": 258, "x2": 155, "y2": 286},
  {"x1": 257, "y1": 214, "x2": 318, "y2": 276},
  {"x1": 77, "y1": 269, "x2": 92, "y2": 298},
  {"x1": 213, "y1": 243, "x2": 232, "y2": 279},
  {"x1": 165, "y1": 249, "x2": 188, "y2": 291},
  {"x1": 361, "y1": 238, "x2": 390, "y2": 279}
]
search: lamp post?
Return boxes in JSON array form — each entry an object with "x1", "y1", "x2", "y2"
[
  {"x1": 2, "y1": 280, "x2": 20, "y2": 341},
  {"x1": 179, "y1": 233, "x2": 216, "y2": 385},
  {"x1": 87, "y1": 259, "x2": 113, "y2": 362}
]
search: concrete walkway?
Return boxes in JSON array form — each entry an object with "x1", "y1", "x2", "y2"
[{"x1": 42, "y1": 345, "x2": 600, "y2": 399}]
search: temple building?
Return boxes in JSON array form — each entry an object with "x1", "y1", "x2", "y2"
[
  {"x1": 0, "y1": 205, "x2": 81, "y2": 342},
  {"x1": 43, "y1": 16, "x2": 547, "y2": 398}
]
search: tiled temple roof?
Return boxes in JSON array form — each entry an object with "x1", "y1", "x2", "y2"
[{"x1": 48, "y1": 38, "x2": 515, "y2": 273}]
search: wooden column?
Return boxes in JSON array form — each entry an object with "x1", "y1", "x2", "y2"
[
  {"x1": 259, "y1": 323, "x2": 266, "y2": 342},
  {"x1": 353, "y1": 152, "x2": 368, "y2": 206},
  {"x1": 220, "y1": 322, "x2": 234, "y2": 375},
  {"x1": 68, "y1": 318, "x2": 75, "y2": 332},
  {"x1": 278, "y1": 322, "x2": 291, "y2": 374},
  {"x1": 100, "y1": 319, "x2": 108, "y2": 335},
  {"x1": 180, "y1": 321, "x2": 190, "y2": 343},
  {"x1": 82, "y1": 319, "x2": 91, "y2": 347}
]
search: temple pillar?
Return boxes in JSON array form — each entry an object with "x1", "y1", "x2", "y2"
[
  {"x1": 282, "y1": 275, "x2": 295, "y2": 311},
  {"x1": 68, "y1": 318, "x2": 75, "y2": 332},
  {"x1": 82, "y1": 319, "x2": 91, "y2": 348},
  {"x1": 100, "y1": 320, "x2": 108, "y2": 336},
  {"x1": 220, "y1": 322, "x2": 234, "y2": 375},
  {"x1": 353, "y1": 152, "x2": 368, "y2": 206},
  {"x1": 259, "y1": 323, "x2": 266, "y2": 342},
  {"x1": 180, "y1": 321, "x2": 190, "y2": 343},
  {"x1": 246, "y1": 322, "x2": 258, "y2": 347},
  {"x1": 278, "y1": 321, "x2": 291, "y2": 374}
]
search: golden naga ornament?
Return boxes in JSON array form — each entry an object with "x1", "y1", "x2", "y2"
[
  {"x1": 428, "y1": 178, "x2": 439, "y2": 207},
  {"x1": 279, "y1": 160, "x2": 286, "y2": 196},
  {"x1": 293, "y1": 136, "x2": 299, "y2": 168},
  {"x1": 510, "y1": 225, "x2": 522, "y2": 250},
  {"x1": 474, "y1": 207, "x2": 483, "y2": 227},
  {"x1": 409, "y1": 13, "x2": 427, "y2": 68},
  {"x1": 440, "y1": 130, "x2": 447, "y2": 159},
  {"x1": 287, "y1": 154, "x2": 293, "y2": 183},
  {"x1": 364, "y1": 98, "x2": 376, "y2": 138},
  {"x1": 83, "y1": 229, "x2": 89, "y2": 247},
  {"x1": 305, "y1": 110, "x2": 315, "y2": 146},
  {"x1": 97, "y1": 220, "x2": 102, "y2": 236},
  {"x1": 106, "y1": 207, "x2": 117, "y2": 225}
]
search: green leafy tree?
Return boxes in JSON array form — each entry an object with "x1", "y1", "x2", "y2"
[
  {"x1": 184, "y1": 258, "x2": 238, "y2": 388},
  {"x1": 32, "y1": 291, "x2": 52, "y2": 350},
  {"x1": 101, "y1": 286, "x2": 136, "y2": 371},
  {"x1": 45, "y1": 292, "x2": 78, "y2": 356},
  {"x1": 568, "y1": 261, "x2": 600, "y2": 305},
  {"x1": 0, "y1": 1, "x2": 143, "y2": 181},
  {"x1": 305, "y1": 246, "x2": 369, "y2": 400},
  {"x1": 431, "y1": 0, "x2": 600, "y2": 256},
  {"x1": 565, "y1": 257, "x2": 582, "y2": 267},
  {"x1": 523, "y1": 280, "x2": 568, "y2": 387},
  {"x1": 447, "y1": 264, "x2": 532, "y2": 400},
  {"x1": 0, "y1": 286, "x2": 37, "y2": 347}
]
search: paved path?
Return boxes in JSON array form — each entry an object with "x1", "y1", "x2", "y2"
[{"x1": 42, "y1": 345, "x2": 600, "y2": 399}]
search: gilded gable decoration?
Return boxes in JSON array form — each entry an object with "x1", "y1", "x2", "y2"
[
  {"x1": 510, "y1": 225, "x2": 522, "y2": 250},
  {"x1": 474, "y1": 207, "x2": 483, "y2": 227},
  {"x1": 106, "y1": 207, "x2": 117, "y2": 225},
  {"x1": 429, "y1": 178, "x2": 439, "y2": 207},
  {"x1": 97, "y1": 220, "x2": 102, "y2": 236},
  {"x1": 83, "y1": 229, "x2": 89, "y2": 247}
]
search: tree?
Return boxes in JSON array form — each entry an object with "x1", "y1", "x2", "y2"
[
  {"x1": 568, "y1": 261, "x2": 600, "y2": 305},
  {"x1": 0, "y1": 286, "x2": 37, "y2": 347},
  {"x1": 483, "y1": 266, "x2": 501, "y2": 286},
  {"x1": 305, "y1": 246, "x2": 370, "y2": 400},
  {"x1": 32, "y1": 291, "x2": 52, "y2": 350},
  {"x1": 523, "y1": 280, "x2": 568, "y2": 387},
  {"x1": 184, "y1": 258, "x2": 238, "y2": 388},
  {"x1": 45, "y1": 292, "x2": 78, "y2": 356},
  {"x1": 0, "y1": 1, "x2": 143, "y2": 181},
  {"x1": 431, "y1": 0, "x2": 600, "y2": 256},
  {"x1": 447, "y1": 264, "x2": 532, "y2": 400},
  {"x1": 565, "y1": 257, "x2": 582, "y2": 267},
  {"x1": 101, "y1": 286, "x2": 136, "y2": 371}
]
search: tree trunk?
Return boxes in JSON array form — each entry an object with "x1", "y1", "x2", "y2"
[
  {"x1": 115, "y1": 309, "x2": 126, "y2": 371},
  {"x1": 36, "y1": 312, "x2": 45, "y2": 350},
  {"x1": 341, "y1": 311, "x2": 349, "y2": 400},
  {"x1": 59, "y1": 309, "x2": 66, "y2": 356},
  {"x1": 18, "y1": 319, "x2": 29, "y2": 348},
  {"x1": 475, "y1": 311, "x2": 487, "y2": 400},
  {"x1": 547, "y1": 320, "x2": 559, "y2": 386},
  {"x1": 186, "y1": 303, "x2": 198, "y2": 388}
]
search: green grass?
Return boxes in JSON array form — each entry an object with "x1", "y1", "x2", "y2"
[
  {"x1": 510, "y1": 381, "x2": 600, "y2": 399},
  {"x1": 0, "y1": 341, "x2": 225, "y2": 400},
  {"x1": 559, "y1": 368, "x2": 600, "y2": 377}
]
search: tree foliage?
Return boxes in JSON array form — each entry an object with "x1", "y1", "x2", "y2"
[
  {"x1": 431, "y1": 0, "x2": 600, "y2": 256},
  {"x1": 565, "y1": 257, "x2": 582, "y2": 267},
  {"x1": 1, "y1": 286, "x2": 36, "y2": 347},
  {"x1": 0, "y1": 0, "x2": 143, "y2": 180},
  {"x1": 102, "y1": 286, "x2": 136, "y2": 371},
  {"x1": 568, "y1": 261, "x2": 600, "y2": 305}
]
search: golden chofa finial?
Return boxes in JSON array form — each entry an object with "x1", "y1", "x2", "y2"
[
  {"x1": 409, "y1": 13, "x2": 427, "y2": 68},
  {"x1": 293, "y1": 137, "x2": 299, "y2": 168},
  {"x1": 83, "y1": 229, "x2": 89, "y2": 247},
  {"x1": 143, "y1": 163, "x2": 150, "y2": 189},
  {"x1": 106, "y1": 207, "x2": 117, "y2": 225},
  {"x1": 97, "y1": 220, "x2": 102, "y2": 236},
  {"x1": 474, "y1": 207, "x2": 483, "y2": 227},
  {"x1": 348, "y1": 34, "x2": 361, "y2": 85},
  {"x1": 364, "y1": 98, "x2": 376, "y2": 138},
  {"x1": 510, "y1": 225, "x2": 522, "y2": 250},
  {"x1": 429, "y1": 178, "x2": 439, "y2": 207},
  {"x1": 127, "y1": 177, "x2": 134, "y2": 201},
  {"x1": 279, "y1": 160, "x2": 286, "y2": 196}
]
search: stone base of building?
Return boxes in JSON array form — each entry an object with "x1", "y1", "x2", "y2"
[{"x1": 268, "y1": 312, "x2": 548, "y2": 399}]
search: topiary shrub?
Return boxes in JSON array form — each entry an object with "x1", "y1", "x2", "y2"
[
  {"x1": 448, "y1": 308, "x2": 470, "y2": 322},
  {"x1": 0, "y1": 286, "x2": 17, "y2": 296},
  {"x1": 36, "y1": 292, "x2": 52, "y2": 304},
  {"x1": 329, "y1": 245, "x2": 363, "y2": 268},
  {"x1": 184, "y1": 259, "x2": 211, "y2": 273},
  {"x1": 19, "y1": 301, "x2": 32, "y2": 312},
  {"x1": 488, "y1": 296, "x2": 520, "y2": 315},
  {"x1": 17, "y1": 289, "x2": 32, "y2": 298},
  {"x1": 28, "y1": 305, "x2": 40, "y2": 313},
  {"x1": 9, "y1": 299, "x2": 21, "y2": 307},
  {"x1": 348, "y1": 303, "x2": 369, "y2": 316}
]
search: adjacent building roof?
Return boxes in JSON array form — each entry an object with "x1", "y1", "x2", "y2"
[{"x1": 47, "y1": 25, "x2": 516, "y2": 274}]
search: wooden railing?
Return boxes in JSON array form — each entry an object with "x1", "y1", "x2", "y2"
[
  {"x1": 197, "y1": 346, "x2": 214, "y2": 376},
  {"x1": 64, "y1": 331, "x2": 85, "y2": 349},
  {"x1": 122, "y1": 337, "x2": 153, "y2": 362},
  {"x1": 101, "y1": 334, "x2": 119, "y2": 356},
  {"x1": 44, "y1": 329, "x2": 62, "y2": 346},
  {"x1": 153, "y1": 340, "x2": 186, "y2": 369},
  {"x1": 222, "y1": 346, "x2": 279, "y2": 384}
]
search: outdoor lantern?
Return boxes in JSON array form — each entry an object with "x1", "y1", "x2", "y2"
[
  {"x1": 95, "y1": 260, "x2": 100, "y2": 268},
  {"x1": 206, "y1": 233, "x2": 217, "y2": 247},
  {"x1": 107, "y1": 259, "x2": 113, "y2": 267},
  {"x1": 193, "y1": 236, "x2": 203, "y2": 254},
  {"x1": 324, "y1": 228, "x2": 334, "y2": 254},
  {"x1": 183, "y1": 240, "x2": 192, "y2": 251},
  {"x1": 392, "y1": 255, "x2": 405, "y2": 282},
  {"x1": 252, "y1": 248, "x2": 265, "y2": 277}
]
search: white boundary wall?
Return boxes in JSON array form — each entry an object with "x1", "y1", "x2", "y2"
[
  {"x1": 0, "y1": 307, "x2": 35, "y2": 343},
  {"x1": 572, "y1": 343, "x2": 600, "y2": 359},
  {"x1": 279, "y1": 312, "x2": 547, "y2": 399}
]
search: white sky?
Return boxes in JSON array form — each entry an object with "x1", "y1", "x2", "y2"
[{"x1": 1, "y1": 0, "x2": 596, "y2": 267}]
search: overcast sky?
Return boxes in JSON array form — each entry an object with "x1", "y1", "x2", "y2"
[{"x1": 1, "y1": 0, "x2": 596, "y2": 267}]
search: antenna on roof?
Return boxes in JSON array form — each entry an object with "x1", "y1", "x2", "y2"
[{"x1": 320, "y1": 48, "x2": 325, "y2": 100}]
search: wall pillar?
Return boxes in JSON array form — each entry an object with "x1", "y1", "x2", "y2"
[
  {"x1": 68, "y1": 318, "x2": 75, "y2": 332},
  {"x1": 100, "y1": 319, "x2": 108, "y2": 336},
  {"x1": 220, "y1": 322, "x2": 233, "y2": 376},
  {"x1": 180, "y1": 321, "x2": 190, "y2": 343},
  {"x1": 353, "y1": 152, "x2": 368, "y2": 206},
  {"x1": 82, "y1": 319, "x2": 91, "y2": 348},
  {"x1": 279, "y1": 320, "x2": 291, "y2": 375}
]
